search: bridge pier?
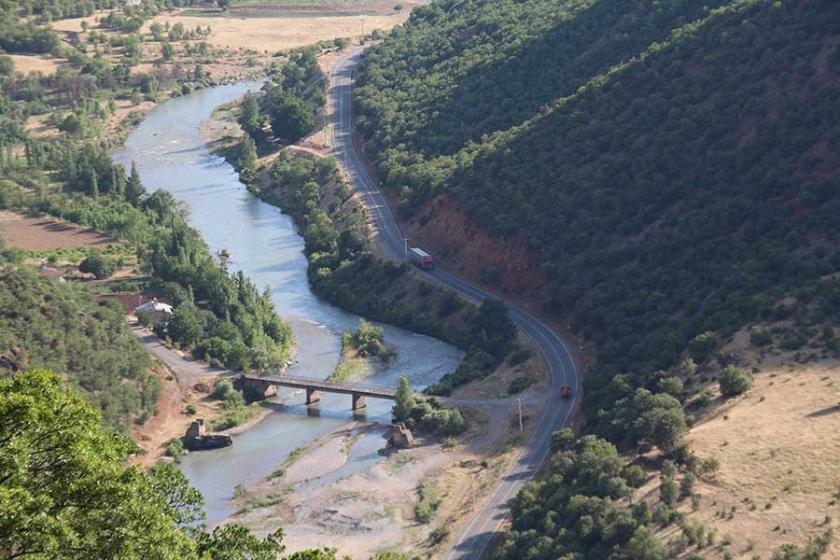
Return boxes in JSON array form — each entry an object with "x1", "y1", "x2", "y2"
[
  {"x1": 238, "y1": 377, "x2": 278, "y2": 401},
  {"x1": 352, "y1": 393, "x2": 367, "y2": 410},
  {"x1": 306, "y1": 388, "x2": 321, "y2": 405}
]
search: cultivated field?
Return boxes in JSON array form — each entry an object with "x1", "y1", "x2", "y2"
[{"x1": 0, "y1": 211, "x2": 117, "y2": 251}]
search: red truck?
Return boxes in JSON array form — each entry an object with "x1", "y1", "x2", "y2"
[{"x1": 408, "y1": 247, "x2": 435, "y2": 270}]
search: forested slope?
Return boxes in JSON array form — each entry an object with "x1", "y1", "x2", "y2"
[{"x1": 356, "y1": 0, "x2": 840, "y2": 395}]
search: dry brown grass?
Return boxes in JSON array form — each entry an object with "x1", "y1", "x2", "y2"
[
  {"x1": 48, "y1": 10, "x2": 113, "y2": 33},
  {"x1": 0, "y1": 211, "x2": 117, "y2": 251},
  {"x1": 143, "y1": 11, "x2": 409, "y2": 53},
  {"x1": 8, "y1": 54, "x2": 65, "y2": 75},
  {"x1": 646, "y1": 330, "x2": 840, "y2": 559}
]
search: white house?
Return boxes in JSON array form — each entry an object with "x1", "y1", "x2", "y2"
[{"x1": 135, "y1": 298, "x2": 174, "y2": 326}]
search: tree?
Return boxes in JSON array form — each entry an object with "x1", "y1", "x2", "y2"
[
  {"x1": 621, "y1": 526, "x2": 667, "y2": 560},
  {"x1": 238, "y1": 92, "x2": 262, "y2": 138},
  {"x1": 216, "y1": 0, "x2": 230, "y2": 11},
  {"x1": 0, "y1": 369, "x2": 195, "y2": 560},
  {"x1": 238, "y1": 135, "x2": 258, "y2": 183},
  {"x1": 392, "y1": 374, "x2": 414, "y2": 423},
  {"x1": 79, "y1": 252, "x2": 115, "y2": 279},
  {"x1": 161, "y1": 41, "x2": 175, "y2": 61},
  {"x1": 719, "y1": 365, "x2": 752, "y2": 397},
  {"x1": 659, "y1": 476, "x2": 678, "y2": 506},
  {"x1": 476, "y1": 298, "x2": 515, "y2": 358},
  {"x1": 169, "y1": 304, "x2": 205, "y2": 347},
  {"x1": 442, "y1": 408, "x2": 466, "y2": 435},
  {"x1": 196, "y1": 525, "x2": 284, "y2": 560},
  {"x1": 268, "y1": 92, "x2": 315, "y2": 142},
  {"x1": 688, "y1": 331, "x2": 717, "y2": 363},
  {"x1": 126, "y1": 161, "x2": 145, "y2": 203}
]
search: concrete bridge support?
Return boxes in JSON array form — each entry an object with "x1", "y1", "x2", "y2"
[
  {"x1": 238, "y1": 378, "x2": 278, "y2": 401},
  {"x1": 352, "y1": 393, "x2": 367, "y2": 410},
  {"x1": 306, "y1": 388, "x2": 321, "y2": 405}
]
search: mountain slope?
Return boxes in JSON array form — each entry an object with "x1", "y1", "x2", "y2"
[{"x1": 356, "y1": 0, "x2": 840, "y2": 383}]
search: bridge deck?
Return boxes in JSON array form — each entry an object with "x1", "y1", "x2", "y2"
[{"x1": 241, "y1": 374, "x2": 397, "y2": 399}]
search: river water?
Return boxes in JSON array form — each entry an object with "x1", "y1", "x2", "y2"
[{"x1": 112, "y1": 83, "x2": 462, "y2": 524}]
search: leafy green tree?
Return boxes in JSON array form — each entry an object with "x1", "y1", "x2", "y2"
[
  {"x1": 79, "y1": 252, "x2": 115, "y2": 279},
  {"x1": 688, "y1": 332, "x2": 717, "y2": 363},
  {"x1": 659, "y1": 476, "x2": 678, "y2": 506},
  {"x1": 238, "y1": 92, "x2": 263, "y2": 138},
  {"x1": 718, "y1": 365, "x2": 753, "y2": 397},
  {"x1": 475, "y1": 298, "x2": 515, "y2": 358},
  {"x1": 161, "y1": 41, "x2": 175, "y2": 61},
  {"x1": 392, "y1": 374, "x2": 414, "y2": 423},
  {"x1": 268, "y1": 92, "x2": 315, "y2": 142},
  {"x1": 621, "y1": 526, "x2": 667, "y2": 560},
  {"x1": 169, "y1": 304, "x2": 205, "y2": 348},
  {"x1": 238, "y1": 135, "x2": 258, "y2": 183},
  {"x1": 196, "y1": 524, "x2": 284, "y2": 560},
  {"x1": 0, "y1": 369, "x2": 196, "y2": 560}
]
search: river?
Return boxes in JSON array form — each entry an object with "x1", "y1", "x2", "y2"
[{"x1": 112, "y1": 83, "x2": 463, "y2": 524}]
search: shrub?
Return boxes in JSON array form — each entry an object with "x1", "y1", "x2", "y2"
[
  {"x1": 660, "y1": 476, "x2": 678, "y2": 506},
  {"x1": 165, "y1": 438, "x2": 184, "y2": 458},
  {"x1": 749, "y1": 326, "x2": 773, "y2": 346},
  {"x1": 719, "y1": 365, "x2": 753, "y2": 397},
  {"x1": 680, "y1": 472, "x2": 696, "y2": 498},
  {"x1": 79, "y1": 253, "x2": 115, "y2": 279},
  {"x1": 689, "y1": 331, "x2": 717, "y2": 363}
]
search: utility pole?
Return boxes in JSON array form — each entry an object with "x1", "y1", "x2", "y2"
[
  {"x1": 403, "y1": 237, "x2": 409, "y2": 265},
  {"x1": 517, "y1": 398, "x2": 523, "y2": 433}
]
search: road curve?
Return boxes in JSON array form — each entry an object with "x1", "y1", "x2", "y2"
[{"x1": 330, "y1": 50, "x2": 582, "y2": 560}]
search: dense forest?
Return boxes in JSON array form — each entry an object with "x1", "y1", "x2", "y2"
[
  {"x1": 356, "y1": 0, "x2": 840, "y2": 423},
  {"x1": 355, "y1": 0, "x2": 840, "y2": 555},
  {"x1": 0, "y1": 263, "x2": 156, "y2": 430}
]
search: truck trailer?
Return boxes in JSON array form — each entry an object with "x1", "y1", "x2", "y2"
[{"x1": 408, "y1": 247, "x2": 435, "y2": 270}]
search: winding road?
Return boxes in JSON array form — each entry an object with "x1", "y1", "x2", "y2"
[{"x1": 329, "y1": 50, "x2": 582, "y2": 559}]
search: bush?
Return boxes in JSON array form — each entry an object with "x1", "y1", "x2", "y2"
[
  {"x1": 660, "y1": 476, "x2": 678, "y2": 506},
  {"x1": 165, "y1": 438, "x2": 184, "y2": 458},
  {"x1": 213, "y1": 379, "x2": 245, "y2": 408},
  {"x1": 749, "y1": 326, "x2": 773, "y2": 346},
  {"x1": 689, "y1": 332, "x2": 717, "y2": 363},
  {"x1": 719, "y1": 365, "x2": 753, "y2": 397},
  {"x1": 79, "y1": 253, "x2": 115, "y2": 279}
]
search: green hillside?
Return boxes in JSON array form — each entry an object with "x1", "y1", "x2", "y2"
[
  {"x1": 356, "y1": 0, "x2": 840, "y2": 405},
  {"x1": 0, "y1": 265, "x2": 156, "y2": 430}
]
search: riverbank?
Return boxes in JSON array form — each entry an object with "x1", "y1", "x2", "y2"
[
  {"x1": 196, "y1": 61, "x2": 553, "y2": 557},
  {"x1": 129, "y1": 323, "x2": 290, "y2": 465},
  {"x1": 225, "y1": 393, "x2": 537, "y2": 558}
]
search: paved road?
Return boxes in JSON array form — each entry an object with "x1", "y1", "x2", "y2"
[
  {"x1": 330, "y1": 51, "x2": 582, "y2": 560},
  {"x1": 131, "y1": 324, "x2": 227, "y2": 385}
]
